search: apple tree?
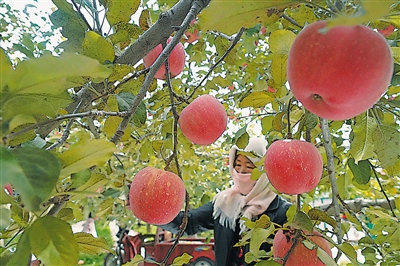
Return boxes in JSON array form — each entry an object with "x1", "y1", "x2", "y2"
[{"x1": 0, "y1": 0, "x2": 399, "y2": 265}]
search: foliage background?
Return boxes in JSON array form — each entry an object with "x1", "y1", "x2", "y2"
[{"x1": 0, "y1": 0, "x2": 399, "y2": 265}]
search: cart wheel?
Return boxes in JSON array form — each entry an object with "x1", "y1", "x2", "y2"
[{"x1": 192, "y1": 257, "x2": 214, "y2": 266}]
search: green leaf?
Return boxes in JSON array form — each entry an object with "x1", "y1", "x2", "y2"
[
  {"x1": 0, "y1": 48, "x2": 13, "y2": 91},
  {"x1": 57, "y1": 208, "x2": 75, "y2": 222},
  {"x1": 106, "y1": 0, "x2": 141, "y2": 26},
  {"x1": 1, "y1": 147, "x2": 60, "y2": 211},
  {"x1": 116, "y1": 92, "x2": 147, "y2": 127},
  {"x1": 373, "y1": 125, "x2": 400, "y2": 168},
  {"x1": 233, "y1": 126, "x2": 249, "y2": 149},
  {"x1": 249, "y1": 227, "x2": 275, "y2": 255},
  {"x1": 2, "y1": 95, "x2": 57, "y2": 120},
  {"x1": 83, "y1": 31, "x2": 115, "y2": 64},
  {"x1": 261, "y1": 116, "x2": 274, "y2": 135},
  {"x1": 29, "y1": 216, "x2": 79, "y2": 266},
  {"x1": 347, "y1": 158, "x2": 371, "y2": 185},
  {"x1": 70, "y1": 169, "x2": 92, "y2": 189},
  {"x1": 74, "y1": 232, "x2": 114, "y2": 255},
  {"x1": 337, "y1": 242, "x2": 359, "y2": 265},
  {"x1": 239, "y1": 91, "x2": 275, "y2": 108},
  {"x1": 308, "y1": 208, "x2": 336, "y2": 229},
  {"x1": 215, "y1": 37, "x2": 237, "y2": 65},
  {"x1": 6, "y1": 230, "x2": 31, "y2": 266},
  {"x1": 58, "y1": 139, "x2": 116, "y2": 178},
  {"x1": 290, "y1": 211, "x2": 314, "y2": 233},
  {"x1": 123, "y1": 254, "x2": 145, "y2": 266},
  {"x1": 0, "y1": 206, "x2": 11, "y2": 231},
  {"x1": 198, "y1": 0, "x2": 295, "y2": 35},
  {"x1": 350, "y1": 116, "x2": 378, "y2": 163},
  {"x1": 7, "y1": 53, "x2": 112, "y2": 94},
  {"x1": 171, "y1": 253, "x2": 192, "y2": 266},
  {"x1": 316, "y1": 246, "x2": 337, "y2": 266},
  {"x1": 96, "y1": 197, "x2": 114, "y2": 217}
]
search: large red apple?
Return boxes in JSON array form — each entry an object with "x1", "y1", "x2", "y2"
[
  {"x1": 264, "y1": 139, "x2": 323, "y2": 195},
  {"x1": 179, "y1": 95, "x2": 227, "y2": 145},
  {"x1": 143, "y1": 37, "x2": 185, "y2": 80},
  {"x1": 287, "y1": 20, "x2": 393, "y2": 120},
  {"x1": 273, "y1": 228, "x2": 332, "y2": 265},
  {"x1": 129, "y1": 167, "x2": 186, "y2": 225}
]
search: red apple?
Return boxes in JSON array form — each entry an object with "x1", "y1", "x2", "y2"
[
  {"x1": 179, "y1": 95, "x2": 227, "y2": 145},
  {"x1": 287, "y1": 20, "x2": 393, "y2": 120},
  {"x1": 143, "y1": 37, "x2": 185, "y2": 80},
  {"x1": 264, "y1": 139, "x2": 323, "y2": 194},
  {"x1": 129, "y1": 167, "x2": 186, "y2": 225},
  {"x1": 273, "y1": 228, "x2": 332, "y2": 265}
]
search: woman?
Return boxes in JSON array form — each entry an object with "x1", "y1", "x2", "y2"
[{"x1": 161, "y1": 137, "x2": 291, "y2": 265}]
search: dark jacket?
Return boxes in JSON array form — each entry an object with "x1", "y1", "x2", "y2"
[{"x1": 161, "y1": 195, "x2": 291, "y2": 266}]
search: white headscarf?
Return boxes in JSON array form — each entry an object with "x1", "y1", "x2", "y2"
[{"x1": 213, "y1": 137, "x2": 277, "y2": 234}]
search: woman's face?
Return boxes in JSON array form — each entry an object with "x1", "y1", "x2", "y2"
[{"x1": 234, "y1": 154, "x2": 255, "y2": 174}]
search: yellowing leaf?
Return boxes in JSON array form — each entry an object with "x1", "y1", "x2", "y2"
[
  {"x1": 327, "y1": 0, "x2": 394, "y2": 28},
  {"x1": 104, "y1": 116, "x2": 131, "y2": 142},
  {"x1": 391, "y1": 47, "x2": 400, "y2": 64},
  {"x1": 9, "y1": 114, "x2": 36, "y2": 131},
  {"x1": 271, "y1": 54, "x2": 288, "y2": 87},
  {"x1": 198, "y1": 0, "x2": 295, "y2": 35},
  {"x1": 29, "y1": 217, "x2": 79, "y2": 266},
  {"x1": 308, "y1": 208, "x2": 336, "y2": 229},
  {"x1": 269, "y1": 29, "x2": 296, "y2": 54},
  {"x1": 106, "y1": 0, "x2": 141, "y2": 26},
  {"x1": 373, "y1": 125, "x2": 400, "y2": 168},
  {"x1": 109, "y1": 23, "x2": 143, "y2": 46},
  {"x1": 75, "y1": 232, "x2": 113, "y2": 255},
  {"x1": 83, "y1": 31, "x2": 115, "y2": 64},
  {"x1": 139, "y1": 9, "x2": 152, "y2": 30},
  {"x1": 7, "y1": 53, "x2": 112, "y2": 94},
  {"x1": 0, "y1": 48, "x2": 13, "y2": 91},
  {"x1": 239, "y1": 91, "x2": 275, "y2": 108},
  {"x1": 108, "y1": 64, "x2": 135, "y2": 82},
  {"x1": 171, "y1": 253, "x2": 192, "y2": 266},
  {"x1": 58, "y1": 139, "x2": 116, "y2": 178}
]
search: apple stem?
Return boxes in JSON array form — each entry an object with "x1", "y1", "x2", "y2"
[
  {"x1": 320, "y1": 118, "x2": 343, "y2": 261},
  {"x1": 296, "y1": 194, "x2": 301, "y2": 212}
]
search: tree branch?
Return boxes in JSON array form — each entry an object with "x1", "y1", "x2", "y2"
[
  {"x1": 188, "y1": 27, "x2": 246, "y2": 101},
  {"x1": 320, "y1": 118, "x2": 343, "y2": 261},
  {"x1": 2, "y1": 110, "x2": 128, "y2": 145},
  {"x1": 316, "y1": 198, "x2": 397, "y2": 215}
]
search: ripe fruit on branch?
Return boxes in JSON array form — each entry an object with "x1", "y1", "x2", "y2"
[
  {"x1": 179, "y1": 95, "x2": 227, "y2": 145},
  {"x1": 143, "y1": 37, "x2": 185, "y2": 80},
  {"x1": 264, "y1": 139, "x2": 323, "y2": 195},
  {"x1": 129, "y1": 167, "x2": 186, "y2": 225},
  {"x1": 273, "y1": 228, "x2": 332, "y2": 265},
  {"x1": 287, "y1": 20, "x2": 393, "y2": 120}
]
